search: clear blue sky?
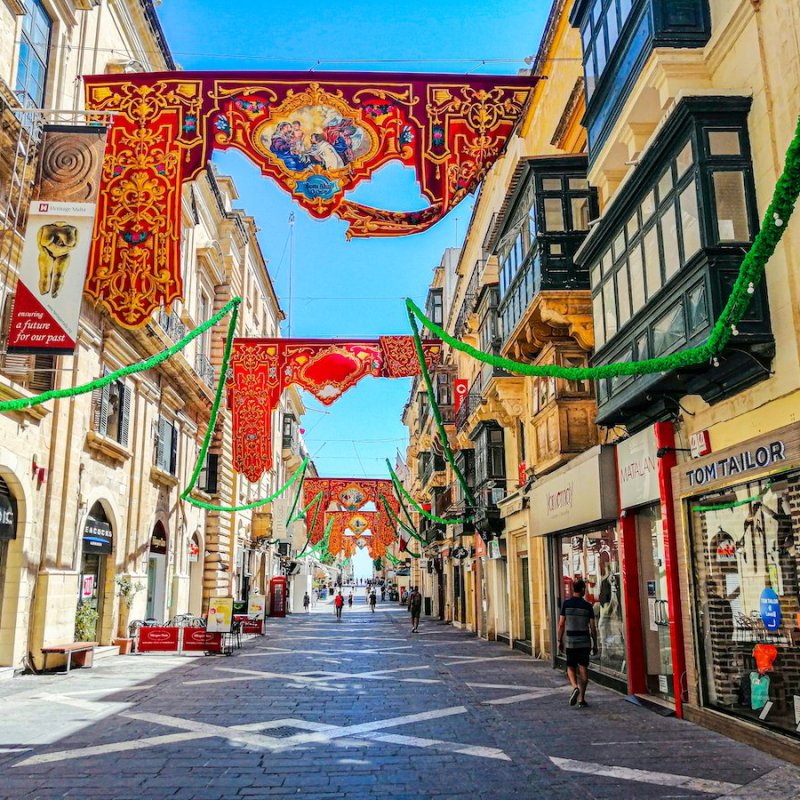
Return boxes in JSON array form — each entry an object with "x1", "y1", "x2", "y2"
[{"x1": 157, "y1": 1, "x2": 549, "y2": 481}]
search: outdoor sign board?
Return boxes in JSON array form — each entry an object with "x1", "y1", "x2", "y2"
[
  {"x1": 207, "y1": 596, "x2": 234, "y2": 633},
  {"x1": 0, "y1": 492, "x2": 16, "y2": 541},
  {"x1": 80, "y1": 574, "x2": 95, "y2": 600},
  {"x1": 150, "y1": 529, "x2": 168, "y2": 555},
  {"x1": 617, "y1": 426, "x2": 659, "y2": 509},
  {"x1": 7, "y1": 125, "x2": 107, "y2": 353},
  {"x1": 248, "y1": 594, "x2": 266, "y2": 621},
  {"x1": 82, "y1": 517, "x2": 112, "y2": 554}
]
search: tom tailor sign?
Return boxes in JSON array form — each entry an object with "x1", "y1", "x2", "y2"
[{"x1": 684, "y1": 441, "x2": 786, "y2": 488}]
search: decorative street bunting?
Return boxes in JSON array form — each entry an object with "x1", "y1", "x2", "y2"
[
  {"x1": 82, "y1": 71, "x2": 535, "y2": 328},
  {"x1": 228, "y1": 336, "x2": 441, "y2": 480}
]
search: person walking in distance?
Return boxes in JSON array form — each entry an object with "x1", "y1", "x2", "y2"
[
  {"x1": 408, "y1": 586, "x2": 422, "y2": 632},
  {"x1": 303, "y1": 592, "x2": 310, "y2": 613},
  {"x1": 557, "y1": 578, "x2": 598, "y2": 708},
  {"x1": 369, "y1": 590, "x2": 377, "y2": 612},
  {"x1": 347, "y1": 591, "x2": 353, "y2": 609},
  {"x1": 334, "y1": 591, "x2": 344, "y2": 622}
]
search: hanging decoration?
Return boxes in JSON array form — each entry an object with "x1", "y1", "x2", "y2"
[
  {"x1": 301, "y1": 477, "x2": 398, "y2": 545},
  {"x1": 228, "y1": 337, "x2": 442, "y2": 480},
  {"x1": 82, "y1": 70, "x2": 535, "y2": 329}
]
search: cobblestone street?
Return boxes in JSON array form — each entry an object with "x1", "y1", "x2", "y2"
[{"x1": 0, "y1": 600, "x2": 798, "y2": 799}]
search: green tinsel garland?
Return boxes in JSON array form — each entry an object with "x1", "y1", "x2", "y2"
[
  {"x1": 405, "y1": 114, "x2": 800, "y2": 380},
  {"x1": 380, "y1": 494, "x2": 423, "y2": 543},
  {"x1": 387, "y1": 461, "x2": 471, "y2": 526},
  {"x1": 297, "y1": 518, "x2": 333, "y2": 559},
  {"x1": 0, "y1": 297, "x2": 242, "y2": 413},
  {"x1": 292, "y1": 491, "x2": 324, "y2": 556},
  {"x1": 406, "y1": 309, "x2": 477, "y2": 507}
]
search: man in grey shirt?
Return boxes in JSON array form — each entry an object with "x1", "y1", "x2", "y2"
[{"x1": 557, "y1": 578, "x2": 598, "y2": 708}]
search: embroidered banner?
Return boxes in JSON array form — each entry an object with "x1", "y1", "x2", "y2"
[
  {"x1": 83, "y1": 71, "x2": 535, "y2": 328},
  {"x1": 8, "y1": 125, "x2": 108, "y2": 352},
  {"x1": 324, "y1": 509, "x2": 398, "y2": 559},
  {"x1": 229, "y1": 337, "x2": 441, "y2": 480}
]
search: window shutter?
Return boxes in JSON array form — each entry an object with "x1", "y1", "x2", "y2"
[
  {"x1": 91, "y1": 386, "x2": 102, "y2": 432},
  {"x1": 29, "y1": 355, "x2": 54, "y2": 393},
  {"x1": 169, "y1": 423, "x2": 178, "y2": 475},
  {"x1": 156, "y1": 416, "x2": 167, "y2": 469},
  {"x1": 98, "y1": 381, "x2": 110, "y2": 437},
  {"x1": 0, "y1": 293, "x2": 33, "y2": 378},
  {"x1": 207, "y1": 453, "x2": 219, "y2": 493},
  {"x1": 119, "y1": 382, "x2": 131, "y2": 447}
]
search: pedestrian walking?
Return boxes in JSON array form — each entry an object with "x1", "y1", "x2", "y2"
[
  {"x1": 557, "y1": 578, "x2": 598, "y2": 709},
  {"x1": 408, "y1": 586, "x2": 422, "y2": 632},
  {"x1": 369, "y1": 590, "x2": 377, "y2": 612},
  {"x1": 380, "y1": 586, "x2": 386, "y2": 601},
  {"x1": 312, "y1": 589, "x2": 318, "y2": 607},
  {"x1": 347, "y1": 592, "x2": 353, "y2": 608},
  {"x1": 334, "y1": 591, "x2": 344, "y2": 621},
  {"x1": 303, "y1": 592, "x2": 310, "y2": 612}
]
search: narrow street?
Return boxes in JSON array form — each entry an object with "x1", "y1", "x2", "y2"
[{"x1": 0, "y1": 599, "x2": 798, "y2": 800}]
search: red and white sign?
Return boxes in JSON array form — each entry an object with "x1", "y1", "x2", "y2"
[
  {"x1": 453, "y1": 379, "x2": 468, "y2": 413},
  {"x1": 518, "y1": 461, "x2": 527, "y2": 488},
  {"x1": 690, "y1": 430, "x2": 712, "y2": 458},
  {"x1": 137, "y1": 626, "x2": 180, "y2": 653},
  {"x1": 8, "y1": 201, "x2": 98, "y2": 353},
  {"x1": 80, "y1": 574, "x2": 95, "y2": 600}
]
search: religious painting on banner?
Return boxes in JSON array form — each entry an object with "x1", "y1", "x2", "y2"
[
  {"x1": 82, "y1": 71, "x2": 535, "y2": 328},
  {"x1": 228, "y1": 337, "x2": 442, "y2": 480},
  {"x1": 7, "y1": 125, "x2": 108, "y2": 353}
]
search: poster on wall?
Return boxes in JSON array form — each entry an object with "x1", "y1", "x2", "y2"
[
  {"x1": 248, "y1": 594, "x2": 266, "y2": 620},
  {"x1": 207, "y1": 597, "x2": 233, "y2": 633},
  {"x1": 7, "y1": 125, "x2": 107, "y2": 353},
  {"x1": 81, "y1": 574, "x2": 95, "y2": 600}
]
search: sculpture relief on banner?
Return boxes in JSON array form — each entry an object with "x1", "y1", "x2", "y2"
[{"x1": 82, "y1": 71, "x2": 536, "y2": 328}]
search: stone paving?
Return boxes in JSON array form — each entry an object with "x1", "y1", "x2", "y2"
[{"x1": 0, "y1": 598, "x2": 799, "y2": 799}]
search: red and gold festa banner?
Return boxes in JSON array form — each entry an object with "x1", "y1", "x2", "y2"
[
  {"x1": 82, "y1": 71, "x2": 536, "y2": 328},
  {"x1": 228, "y1": 337, "x2": 442, "y2": 481},
  {"x1": 8, "y1": 124, "x2": 108, "y2": 352},
  {"x1": 302, "y1": 477, "x2": 399, "y2": 546},
  {"x1": 324, "y1": 509, "x2": 398, "y2": 560}
]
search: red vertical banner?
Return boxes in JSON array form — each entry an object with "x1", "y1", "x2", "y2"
[
  {"x1": 453, "y1": 379, "x2": 468, "y2": 413},
  {"x1": 654, "y1": 421, "x2": 686, "y2": 718}
]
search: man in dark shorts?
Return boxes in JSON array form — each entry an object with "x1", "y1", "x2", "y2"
[{"x1": 557, "y1": 578, "x2": 598, "y2": 708}]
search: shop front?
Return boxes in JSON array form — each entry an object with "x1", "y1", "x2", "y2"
[
  {"x1": 530, "y1": 446, "x2": 626, "y2": 689},
  {"x1": 616, "y1": 423, "x2": 685, "y2": 710},
  {"x1": 146, "y1": 522, "x2": 168, "y2": 620},
  {"x1": 676, "y1": 422, "x2": 800, "y2": 750},
  {"x1": 79, "y1": 502, "x2": 113, "y2": 641}
]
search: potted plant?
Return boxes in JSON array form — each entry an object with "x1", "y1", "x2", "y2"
[
  {"x1": 114, "y1": 574, "x2": 143, "y2": 654},
  {"x1": 75, "y1": 601, "x2": 99, "y2": 642}
]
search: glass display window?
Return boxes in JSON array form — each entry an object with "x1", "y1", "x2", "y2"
[
  {"x1": 691, "y1": 470, "x2": 800, "y2": 739},
  {"x1": 556, "y1": 527, "x2": 627, "y2": 677}
]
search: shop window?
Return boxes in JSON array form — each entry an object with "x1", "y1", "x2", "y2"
[
  {"x1": 557, "y1": 527, "x2": 626, "y2": 678},
  {"x1": 15, "y1": 0, "x2": 51, "y2": 108},
  {"x1": 690, "y1": 471, "x2": 800, "y2": 740},
  {"x1": 155, "y1": 417, "x2": 178, "y2": 475}
]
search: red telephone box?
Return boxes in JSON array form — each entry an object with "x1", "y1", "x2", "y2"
[{"x1": 269, "y1": 576, "x2": 287, "y2": 617}]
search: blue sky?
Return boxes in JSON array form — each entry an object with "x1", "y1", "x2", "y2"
[{"x1": 157, "y1": 1, "x2": 549, "y2": 482}]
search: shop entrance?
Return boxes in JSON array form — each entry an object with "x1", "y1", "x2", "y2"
[
  {"x1": 146, "y1": 522, "x2": 168, "y2": 620},
  {"x1": 521, "y1": 556, "x2": 532, "y2": 643},
  {"x1": 79, "y1": 502, "x2": 113, "y2": 641},
  {"x1": 636, "y1": 505, "x2": 674, "y2": 699}
]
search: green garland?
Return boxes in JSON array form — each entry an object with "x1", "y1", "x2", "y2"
[
  {"x1": 0, "y1": 297, "x2": 241, "y2": 413},
  {"x1": 407, "y1": 308, "x2": 477, "y2": 507},
  {"x1": 405, "y1": 114, "x2": 800, "y2": 380},
  {"x1": 293, "y1": 490, "x2": 324, "y2": 556},
  {"x1": 692, "y1": 481, "x2": 773, "y2": 513},
  {"x1": 387, "y1": 461, "x2": 471, "y2": 526},
  {"x1": 297, "y1": 517, "x2": 333, "y2": 559},
  {"x1": 380, "y1": 493, "x2": 423, "y2": 542}
]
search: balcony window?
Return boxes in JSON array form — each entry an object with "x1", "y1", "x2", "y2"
[
  {"x1": 155, "y1": 417, "x2": 178, "y2": 475},
  {"x1": 472, "y1": 423, "x2": 505, "y2": 488},
  {"x1": 581, "y1": 96, "x2": 771, "y2": 428},
  {"x1": 282, "y1": 414, "x2": 298, "y2": 450},
  {"x1": 198, "y1": 451, "x2": 219, "y2": 494},
  {"x1": 15, "y1": 0, "x2": 51, "y2": 108},
  {"x1": 426, "y1": 288, "x2": 444, "y2": 328},
  {"x1": 496, "y1": 157, "x2": 598, "y2": 342}
]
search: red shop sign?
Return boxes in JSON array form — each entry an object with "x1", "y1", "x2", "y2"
[{"x1": 137, "y1": 626, "x2": 179, "y2": 652}]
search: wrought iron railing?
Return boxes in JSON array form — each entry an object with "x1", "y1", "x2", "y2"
[
  {"x1": 194, "y1": 351, "x2": 215, "y2": 389},
  {"x1": 158, "y1": 308, "x2": 186, "y2": 341}
]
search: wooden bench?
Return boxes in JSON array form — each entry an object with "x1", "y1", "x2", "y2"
[{"x1": 41, "y1": 642, "x2": 98, "y2": 674}]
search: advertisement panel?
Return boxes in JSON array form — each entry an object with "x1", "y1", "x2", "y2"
[
  {"x1": 207, "y1": 597, "x2": 234, "y2": 633},
  {"x1": 7, "y1": 125, "x2": 107, "y2": 353},
  {"x1": 248, "y1": 594, "x2": 266, "y2": 620}
]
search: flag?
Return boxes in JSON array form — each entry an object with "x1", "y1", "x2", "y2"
[
  {"x1": 398, "y1": 526, "x2": 411, "y2": 553},
  {"x1": 395, "y1": 449, "x2": 410, "y2": 483}
]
